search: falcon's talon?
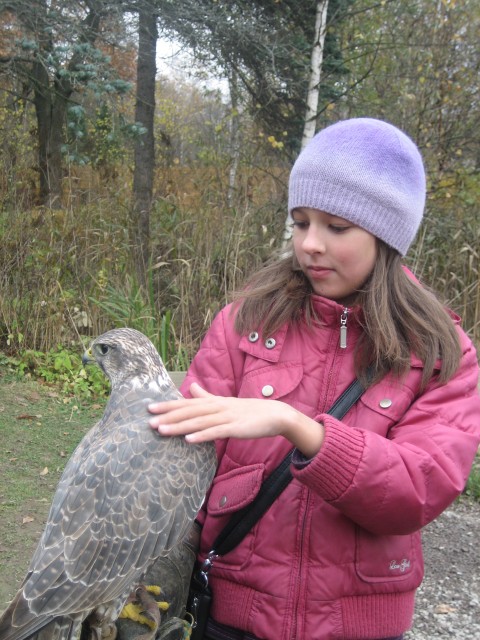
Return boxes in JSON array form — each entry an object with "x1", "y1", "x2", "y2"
[
  {"x1": 120, "y1": 583, "x2": 168, "y2": 630},
  {"x1": 145, "y1": 585, "x2": 162, "y2": 596},
  {"x1": 119, "y1": 603, "x2": 157, "y2": 630}
]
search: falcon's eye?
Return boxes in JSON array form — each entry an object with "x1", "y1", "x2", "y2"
[{"x1": 98, "y1": 344, "x2": 110, "y2": 355}]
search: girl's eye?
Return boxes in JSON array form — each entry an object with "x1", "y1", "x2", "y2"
[
  {"x1": 329, "y1": 224, "x2": 350, "y2": 233},
  {"x1": 291, "y1": 220, "x2": 308, "y2": 229}
]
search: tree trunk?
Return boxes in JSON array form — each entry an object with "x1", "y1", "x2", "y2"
[
  {"x1": 30, "y1": 0, "x2": 102, "y2": 208},
  {"x1": 32, "y1": 56, "x2": 66, "y2": 208},
  {"x1": 301, "y1": 0, "x2": 329, "y2": 149},
  {"x1": 284, "y1": 0, "x2": 329, "y2": 243},
  {"x1": 227, "y1": 69, "x2": 241, "y2": 208},
  {"x1": 132, "y1": 1, "x2": 157, "y2": 288}
]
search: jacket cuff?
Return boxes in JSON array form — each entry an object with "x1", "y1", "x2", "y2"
[{"x1": 291, "y1": 414, "x2": 365, "y2": 501}]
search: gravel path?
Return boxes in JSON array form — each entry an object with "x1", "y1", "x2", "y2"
[{"x1": 405, "y1": 499, "x2": 480, "y2": 639}]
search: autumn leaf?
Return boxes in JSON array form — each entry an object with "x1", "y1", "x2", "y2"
[{"x1": 435, "y1": 604, "x2": 457, "y2": 614}]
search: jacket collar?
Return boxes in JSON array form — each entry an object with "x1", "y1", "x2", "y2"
[{"x1": 238, "y1": 295, "x2": 362, "y2": 362}]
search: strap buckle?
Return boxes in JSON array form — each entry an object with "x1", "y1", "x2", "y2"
[{"x1": 197, "y1": 550, "x2": 218, "y2": 588}]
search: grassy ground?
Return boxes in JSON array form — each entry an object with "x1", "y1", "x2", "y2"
[
  {"x1": 0, "y1": 369, "x2": 478, "y2": 616},
  {"x1": 0, "y1": 371, "x2": 103, "y2": 608}
]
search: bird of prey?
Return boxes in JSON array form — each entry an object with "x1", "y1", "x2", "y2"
[{"x1": 0, "y1": 328, "x2": 216, "y2": 640}]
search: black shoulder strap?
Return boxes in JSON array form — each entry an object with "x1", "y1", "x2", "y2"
[{"x1": 211, "y1": 375, "x2": 367, "y2": 557}]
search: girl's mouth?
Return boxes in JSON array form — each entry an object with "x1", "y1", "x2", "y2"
[{"x1": 307, "y1": 266, "x2": 334, "y2": 279}]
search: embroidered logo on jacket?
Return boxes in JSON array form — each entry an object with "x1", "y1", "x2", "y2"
[{"x1": 389, "y1": 558, "x2": 411, "y2": 572}]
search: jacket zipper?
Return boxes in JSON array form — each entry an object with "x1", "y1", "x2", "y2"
[
  {"x1": 291, "y1": 306, "x2": 349, "y2": 636},
  {"x1": 339, "y1": 307, "x2": 348, "y2": 349},
  {"x1": 290, "y1": 488, "x2": 310, "y2": 640}
]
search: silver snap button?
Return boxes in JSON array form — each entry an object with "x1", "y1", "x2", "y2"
[
  {"x1": 379, "y1": 398, "x2": 392, "y2": 409},
  {"x1": 265, "y1": 337, "x2": 276, "y2": 349},
  {"x1": 248, "y1": 331, "x2": 259, "y2": 342},
  {"x1": 262, "y1": 384, "x2": 274, "y2": 397},
  {"x1": 219, "y1": 495, "x2": 227, "y2": 507}
]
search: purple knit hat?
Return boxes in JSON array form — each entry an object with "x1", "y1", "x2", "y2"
[{"x1": 288, "y1": 118, "x2": 426, "y2": 255}]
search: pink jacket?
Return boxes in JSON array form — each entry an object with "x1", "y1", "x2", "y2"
[{"x1": 180, "y1": 294, "x2": 480, "y2": 640}]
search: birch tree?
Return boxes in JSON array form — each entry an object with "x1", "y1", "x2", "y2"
[
  {"x1": 301, "y1": 0, "x2": 329, "y2": 149},
  {"x1": 284, "y1": 0, "x2": 329, "y2": 240}
]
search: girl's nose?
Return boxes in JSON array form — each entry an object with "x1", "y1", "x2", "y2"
[{"x1": 302, "y1": 225, "x2": 326, "y2": 254}]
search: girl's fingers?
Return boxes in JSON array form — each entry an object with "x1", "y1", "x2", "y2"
[
  {"x1": 148, "y1": 384, "x2": 213, "y2": 415},
  {"x1": 189, "y1": 382, "x2": 212, "y2": 397}
]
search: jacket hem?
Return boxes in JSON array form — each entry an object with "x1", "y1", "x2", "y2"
[{"x1": 210, "y1": 577, "x2": 415, "y2": 640}]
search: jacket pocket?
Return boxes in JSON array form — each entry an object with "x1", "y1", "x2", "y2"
[
  {"x1": 355, "y1": 527, "x2": 423, "y2": 585},
  {"x1": 200, "y1": 464, "x2": 265, "y2": 570},
  {"x1": 208, "y1": 464, "x2": 265, "y2": 515},
  {"x1": 237, "y1": 362, "x2": 303, "y2": 401},
  {"x1": 354, "y1": 382, "x2": 415, "y2": 435}
]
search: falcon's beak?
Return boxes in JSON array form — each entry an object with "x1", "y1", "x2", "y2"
[{"x1": 82, "y1": 347, "x2": 94, "y2": 366}]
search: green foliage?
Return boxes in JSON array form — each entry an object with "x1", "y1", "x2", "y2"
[
  {"x1": 90, "y1": 275, "x2": 189, "y2": 371},
  {"x1": 464, "y1": 456, "x2": 480, "y2": 501},
  {"x1": 6, "y1": 346, "x2": 109, "y2": 399},
  {"x1": 157, "y1": 0, "x2": 353, "y2": 154}
]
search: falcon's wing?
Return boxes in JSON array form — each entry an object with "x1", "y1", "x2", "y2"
[{"x1": 19, "y1": 379, "x2": 216, "y2": 619}]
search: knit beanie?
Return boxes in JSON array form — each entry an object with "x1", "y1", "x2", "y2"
[{"x1": 288, "y1": 118, "x2": 426, "y2": 255}]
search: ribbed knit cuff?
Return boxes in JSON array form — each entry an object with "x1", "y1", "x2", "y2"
[
  {"x1": 291, "y1": 414, "x2": 365, "y2": 501},
  {"x1": 341, "y1": 591, "x2": 415, "y2": 638}
]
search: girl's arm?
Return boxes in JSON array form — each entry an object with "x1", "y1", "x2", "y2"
[{"x1": 291, "y1": 337, "x2": 480, "y2": 535}]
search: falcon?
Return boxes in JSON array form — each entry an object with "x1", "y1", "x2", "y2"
[{"x1": 0, "y1": 328, "x2": 216, "y2": 640}]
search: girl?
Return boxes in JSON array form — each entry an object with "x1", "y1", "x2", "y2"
[{"x1": 149, "y1": 118, "x2": 480, "y2": 640}]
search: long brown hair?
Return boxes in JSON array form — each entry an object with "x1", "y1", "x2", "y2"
[{"x1": 232, "y1": 241, "x2": 461, "y2": 389}]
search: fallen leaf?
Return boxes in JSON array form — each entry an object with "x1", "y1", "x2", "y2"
[
  {"x1": 16, "y1": 414, "x2": 39, "y2": 420},
  {"x1": 59, "y1": 451, "x2": 66, "y2": 457},
  {"x1": 435, "y1": 603, "x2": 457, "y2": 614},
  {"x1": 22, "y1": 516, "x2": 34, "y2": 524},
  {"x1": 39, "y1": 467, "x2": 49, "y2": 476}
]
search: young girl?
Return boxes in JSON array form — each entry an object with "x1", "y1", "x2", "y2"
[{"x1": 148, "y1": 118, "x2": 480, "y2": 640}]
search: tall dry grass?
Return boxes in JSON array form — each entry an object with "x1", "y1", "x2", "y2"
[
  {"x1": 0, "y1": 163, "x2": 287, "y2": 367},
  {"x1": 408, "y1": 174, "x2": 480, "y2": 347},
  {"x1": 1, "y1": 163, "x2": 479, "y2": 369}
]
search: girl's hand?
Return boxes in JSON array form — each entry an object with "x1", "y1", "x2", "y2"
[{"x1": 148, "y1": 383, "x2": 325, "y2": 458}]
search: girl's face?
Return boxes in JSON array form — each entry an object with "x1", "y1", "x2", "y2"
[{"x1": 292, "y1": 207, "x2": 377, "y2": 305}]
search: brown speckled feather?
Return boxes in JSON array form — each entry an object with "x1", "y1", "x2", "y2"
[{"x1": 0, "y1": 328, "x2": 216, "y2": 640}]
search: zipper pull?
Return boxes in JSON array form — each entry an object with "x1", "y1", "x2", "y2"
[{"x1": 340, "y1": 308, "x2": 348, "y2": 349}]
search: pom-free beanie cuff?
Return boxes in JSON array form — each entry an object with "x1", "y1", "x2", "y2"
[{"x1": 288, "y1": 118, "x2": 426, "y2": 256}]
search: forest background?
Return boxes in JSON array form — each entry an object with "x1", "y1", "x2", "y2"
[{"x1": 0, "y1": 0, "x2": 479, "y2": 393}]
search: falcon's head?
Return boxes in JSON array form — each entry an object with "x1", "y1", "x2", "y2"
[{"x1": 83, "y1": 328, "x2": 168, "y2": 389}]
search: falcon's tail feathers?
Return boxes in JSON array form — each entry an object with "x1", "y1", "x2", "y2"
[{"x1": 0, "y1": 591, "x2": 78, "y2": 640}]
